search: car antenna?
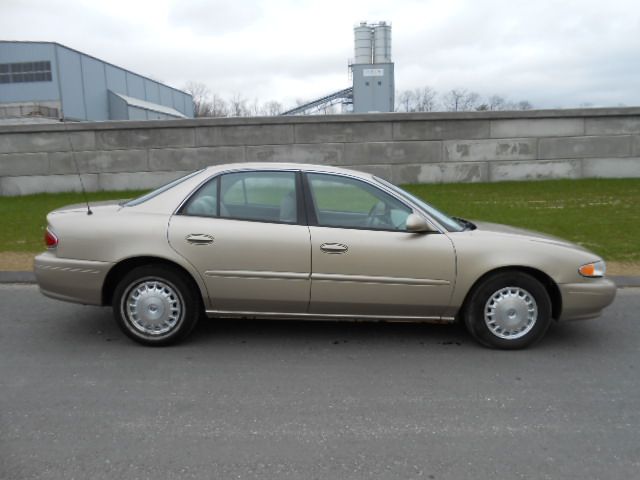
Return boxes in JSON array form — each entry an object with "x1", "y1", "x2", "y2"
[{"x1": 62, "y1": 118, "x2": 93, "y2": 215}]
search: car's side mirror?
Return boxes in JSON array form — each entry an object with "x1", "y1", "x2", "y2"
[{"x1": 406, "y1": 213, "x2": 436, "y2": 233}]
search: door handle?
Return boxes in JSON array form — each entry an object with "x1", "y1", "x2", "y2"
[
  {"x1": 320, "y1": 243, "x2": 348, "y2": 254},
  {"x1": 186, "y1": 234, "x2": 214, "y2": 245}
]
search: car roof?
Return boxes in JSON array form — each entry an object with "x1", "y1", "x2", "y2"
[
  {"x1": 129, "y1": 162, "x2": 380, "y2": 215},
  {"x1": 202, "y1": 162, "x2": 375, "y2": 180}
]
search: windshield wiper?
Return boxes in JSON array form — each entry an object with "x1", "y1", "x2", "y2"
[{"x1": 452, "y1": 217, "x2": 477, "y2": 231}]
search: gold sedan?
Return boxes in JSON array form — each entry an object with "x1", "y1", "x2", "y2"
[{"x1": 35, "y1": 163, "x2": 616, "y2": 349}]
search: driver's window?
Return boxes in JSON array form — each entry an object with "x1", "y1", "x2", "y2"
[{"x1": 306, "y1": 173, "x2": 411, "y2": 230}]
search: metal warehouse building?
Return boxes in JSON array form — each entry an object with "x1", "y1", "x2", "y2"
[{"x1": 0, "y1": 41, "x2": 194, "y2": 123}]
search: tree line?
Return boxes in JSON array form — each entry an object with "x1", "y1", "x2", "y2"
[
  {"x1": 184, "y1": 81, "x2": 533, "y2": 118},
  {"x1": 184, "y1": 82, "x2": 285, "y2": 118},
  {"x1": 395, "y1": 87, "x2": 533, "y2": 112}
]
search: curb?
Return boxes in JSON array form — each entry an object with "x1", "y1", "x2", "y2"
[
  {"x1": 611, "y1": 276, "x2": 640, "y2": 288},
  {"x1": 1, "y1": 271, "x2": 639, "y2": 288},
  {"x1": 0, "y1": 271, "x2": 36, "y2": 283}
]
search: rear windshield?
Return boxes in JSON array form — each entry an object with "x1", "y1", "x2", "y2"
[{"x1": 123, "y1": 170, "x2": 203, "y2": 207}]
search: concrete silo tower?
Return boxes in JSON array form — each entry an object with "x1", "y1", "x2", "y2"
[
  {"x1": 350, "y1": 22, "x2": 394, "y2": 113},
  {"x1": 281, "y1": 21, "x2": 395, "y2": 116}
]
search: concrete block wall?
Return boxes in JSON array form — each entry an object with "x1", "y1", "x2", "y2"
[{"x1": 1, "y1": 108, "x2": 640, "y2": 195}]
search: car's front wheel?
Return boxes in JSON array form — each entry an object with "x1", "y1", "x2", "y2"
[
  {"x1": 464, "y1": 271, "x2": 552, "y2": 349},
  {"x1": 113, "y1": 265, "x2": 200, "y2": 346}
]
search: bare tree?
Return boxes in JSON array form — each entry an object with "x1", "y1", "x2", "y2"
[
  {"x1": 229, "y1": 93, "x2": 249, "y2": 117},
  {"x1": 283, "y1": 97, "x2": 316, "y2": 115},
  {"x1": 185, "y1": 83, "x2": 534, "y2": 118},
  {"x1": 393, "y1": 88, "x2": 534, "y2": 113},
  {"x1": 442, "y1": 89, "x2": 464, "y2": 111},
  {"x1": 294, "y1": 98, "x2": 310, "y2": 109},
  {"x1": 183, "y1": 81, "x2": 214, "y2": 117},
  {"x1": 488, "y1": 95, "x2": 507, "y2": 111},
  {"x1": 262, "y1": 100, "x2": 283, "y2": 116},
  {"x1": 414, "y1": 87, "x2": 438, "y2": 112},
  {"x1": 318, "y1": 103, "x2": 338, "y2": 115},
  {"x1": 516, "y1": 100, "x2": 533, "y2": 110},
  {"x1": 248, "y1": 98, "x2": 262, "y2": 116},
  {"x1": 210, "y1": 94, "x2": 228, "y2": 117},
  {"x1": 462, "y1": 92, "x2": 480, "y2": 111},
  {"x1": 395, "y1": 90, "x2": 414, "y2": 112},
  {"x1": 485, "y1": 95, "x2": 535, "y2": 111},
  {"x1": 442, "y1": 89, "x2": 480, "y2": 112},
  {"x1": 395, "y1": 87, "x2": 438, "y2": 112}
]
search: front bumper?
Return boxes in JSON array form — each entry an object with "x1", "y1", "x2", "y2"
[
  {"x1": 558, "y1": 277, "x2": 617, "y2": 321},
  {"x1": 34, "y1": 251, "x2": 112, "y2": 306}
]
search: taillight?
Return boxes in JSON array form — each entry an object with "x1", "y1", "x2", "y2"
[{"x1": 45, "y1": 227, "x2": 58, "y2": 248}]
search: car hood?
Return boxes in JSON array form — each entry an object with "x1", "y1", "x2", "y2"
[{"x1": 471, "y1": 220, "x2": 591, "y2": 252}]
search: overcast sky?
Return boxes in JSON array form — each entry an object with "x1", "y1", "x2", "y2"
[{"x1": 2, "y1": 0, "x2": 640, "y2": 109}]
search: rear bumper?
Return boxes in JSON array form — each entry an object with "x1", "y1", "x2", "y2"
[
  {"x1": 34, "y1": 251, "x2": 112, "y2": 306},
  {"x1": 558, "y1": 278, "x2": 617, "y2": 321}
]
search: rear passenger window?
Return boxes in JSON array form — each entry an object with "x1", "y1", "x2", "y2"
[
  {"x1": 182, "y1": 178, "x2": 218, "y2": 217},
  {"x1": 220, "y1": 171, "x2": 298, "y2": 223}
]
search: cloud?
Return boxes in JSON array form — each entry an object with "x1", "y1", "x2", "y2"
[
  {"x1": 168, "y1": 0, "x2": 264, "y2": 35},
  {"x1": 1, "y1": 0, "x2": 639, "y2": 109}
]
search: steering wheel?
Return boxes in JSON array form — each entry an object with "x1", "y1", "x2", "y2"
[{"x1": 367, "y1": 201, "x2": 392, "y2": 228}]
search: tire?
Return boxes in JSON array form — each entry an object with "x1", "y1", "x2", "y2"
[
  {"x1": 463, "y1": 271, "x2": 552, "y2": 350},
  {"x1": 113, "y1": 264, "x2": 201, "y2": 346}
]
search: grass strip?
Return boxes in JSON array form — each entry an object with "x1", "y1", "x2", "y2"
[
  {"x1": 404, "y1": 178, "x2": 640, "y2": 261},
  {"x1": 1, "y1": 190, "x2": 147, "y2": 252},
  {"x1": 0, "y1": 178, "x2": 638, "y2": 261}
]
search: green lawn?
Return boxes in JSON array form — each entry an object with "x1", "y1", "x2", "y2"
[
  {"x1": 1, "y1": 178, "x2": 638, "y2": 261},
  {"x1": 403, "y1": 178, "x2": 640, "y2": 262},
  {"x1": 0, "y1": 190, "x2": 147, "y2": 253}
]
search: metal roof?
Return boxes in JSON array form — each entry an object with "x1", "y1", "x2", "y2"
[
  {"x1": 0, "y1": 40, "x2": 192, "y2": 97},
  {"x1": 110, "y1": 91, "x2": 187, "y2": 118}
]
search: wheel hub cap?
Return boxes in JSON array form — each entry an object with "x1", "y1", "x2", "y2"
[
  {"x1": 125, "y1": 280, "x2": 183, "y2": 336},
  {"x1": 484, "y1": 286, "x2": 538, "y2": 340}
]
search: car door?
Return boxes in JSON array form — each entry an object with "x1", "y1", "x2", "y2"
[
  {"x1": 304, "y1": 172, "x2": 456, "y2": 318},
  {"x1": 168, "y1": 169, "x2": 311, "y2": 313}
]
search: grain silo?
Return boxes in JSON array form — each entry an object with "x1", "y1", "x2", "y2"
[
  {"x1": 350, "y1": 22, "x2": 394, "y2": 113},
  {"x1": 281, "y1": 21, "x2": 395, "y2": 115}
]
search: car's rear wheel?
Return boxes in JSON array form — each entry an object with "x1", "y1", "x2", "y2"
[
  {"x1": 464, "y1": 271, "x2": 552, "y2": 349},
  {"x1": 113, "y1": 265, "x2": 200, "y2": 346}
]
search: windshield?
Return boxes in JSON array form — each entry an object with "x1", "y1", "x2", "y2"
[
  {"x1": 373, "y1": 177, "x2": 465, "y2": 232},
  {"x1": 124, "y1": 170, "x2": 204, "y2": 207}
]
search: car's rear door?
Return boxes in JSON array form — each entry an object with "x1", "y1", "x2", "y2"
[
  {"x1": 304, "y1": 172, "x2": 456, "y2": 318},
  {"x1": 168, "y1": 169, "x2": 311, "y2": 313}
]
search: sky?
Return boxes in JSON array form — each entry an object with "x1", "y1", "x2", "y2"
[{"x1": 2, "y1": 0, "x2": 640, "y2": 110}]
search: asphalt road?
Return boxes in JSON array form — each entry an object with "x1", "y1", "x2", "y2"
[{"x1": 1, "y1": 285, "x2": 639, "y2": 480}]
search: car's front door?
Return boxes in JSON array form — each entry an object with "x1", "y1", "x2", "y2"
[
  {"x1": 304, "y1": 172, "x2": 456, "y2": 318},
  {"x1": 168, "y1": 170, "x2": 311, "y2": 313}
]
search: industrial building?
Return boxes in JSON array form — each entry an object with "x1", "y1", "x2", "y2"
[
  {"x1": 282, "y1": 22, "x2": 395, "y2": 115},
  {"x1": 351, "y1": 22, "x2": 394, "y2": 113},
  {"x1": 0, "y1": 41, "x2": 194, "y2": 123}
]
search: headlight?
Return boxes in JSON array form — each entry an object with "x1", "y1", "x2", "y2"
[{"x1": 579, "y1": 261, "x2": 606, "y2": 278}]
